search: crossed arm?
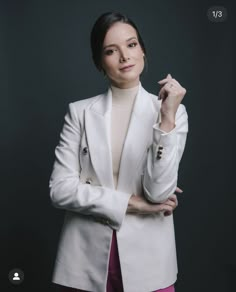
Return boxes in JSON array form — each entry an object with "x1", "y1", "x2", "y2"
[{"x1": 49, "y1": 74, "x2": 188, "y2": 229}]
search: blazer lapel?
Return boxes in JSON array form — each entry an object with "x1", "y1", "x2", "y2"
[
  {"x1": 117, "y1": 84, "x2": 158, "y2": 192},
  {"x1": 85, "y1": 89, "x2": 114, "y2": 189},
  {"x1": 85, "y1": 84, "x2": 159, "y2": 192}
]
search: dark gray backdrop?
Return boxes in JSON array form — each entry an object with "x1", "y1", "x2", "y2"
[{"x1": 1, "y1": 0, "x2": 235, "y2": 291}]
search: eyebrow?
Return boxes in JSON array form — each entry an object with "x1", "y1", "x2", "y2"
[{"x1": 103, "y1": 37, "x2": 138, "y2": 50}]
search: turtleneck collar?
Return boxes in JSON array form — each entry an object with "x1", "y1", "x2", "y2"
[{"x1": 110, "y1": 83, "x2": 139, "y2": 108}]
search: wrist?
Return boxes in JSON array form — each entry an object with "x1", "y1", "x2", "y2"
[
  {"x1": 159, "y1": 112, "x2": 175, "y2": 132},
  {"x1": 159, "y1": 120, "x2": 175, "y2": 132},
  {"x1": 127, "y1": 195, "x2": 136, "y2": 213}
]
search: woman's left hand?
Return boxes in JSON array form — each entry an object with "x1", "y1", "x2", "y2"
[
  {"x1": 163, "y1": 186, "x2": 183, "y2": 216},
  {"x1": 158, "y1": 74, "x2": 186, "y2": 131}
]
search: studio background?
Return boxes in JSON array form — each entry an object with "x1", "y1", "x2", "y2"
[{"x1": 1, "y1": 0, "x2": 234, "y2": 291}]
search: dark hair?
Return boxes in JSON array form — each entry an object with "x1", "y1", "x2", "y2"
[{"x1": 90, "y1": 12, "x2": 147, "y2": 72}]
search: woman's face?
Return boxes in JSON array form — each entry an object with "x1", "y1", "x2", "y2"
[{"x1": 101, "y1": 22, "x2": 145, "y2": 89}]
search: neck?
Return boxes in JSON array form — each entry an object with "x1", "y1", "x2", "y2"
[
  {"x1": 110, "y1": 83, "x2": 139, "y2": 108},
  {"x1": 110, "y1": 79, "x2": 140, "y2": 89}
]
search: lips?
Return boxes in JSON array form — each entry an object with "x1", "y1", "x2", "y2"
[{"x1": 119, "y1": 65, "x2": 135, "y2": 70}]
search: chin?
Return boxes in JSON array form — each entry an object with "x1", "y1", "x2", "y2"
[{"x1": 120, "y1": 74, "x2": 141, "y2": 84}]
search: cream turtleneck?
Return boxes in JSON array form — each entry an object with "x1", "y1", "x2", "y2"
[{"x1": 110, "y1": 83, "x2": 139, "y2": 189}]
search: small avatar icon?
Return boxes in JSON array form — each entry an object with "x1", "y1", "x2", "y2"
[
  {"x1": 9, "y1": 268, "x2": 24, "y2": 285},
  {"x1": 13, "y1": 272, "x2": 20, "y2": 281}
]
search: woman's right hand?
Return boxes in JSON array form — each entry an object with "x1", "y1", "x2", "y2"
[{"x1": 127, "y1": 187, "x2": 182, "y2": 216}]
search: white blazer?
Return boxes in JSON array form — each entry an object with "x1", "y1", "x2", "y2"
[{"x1": 49, "y1": 83, "x2": 188, "y2": 292}]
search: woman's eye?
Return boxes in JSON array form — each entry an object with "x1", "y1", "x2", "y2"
[
  {"x1": 128, "y1": 42, "x2": 138, "y2": 48},
  {"x1": 104, "y1": 49, "x2": 116, "y2": 55}
]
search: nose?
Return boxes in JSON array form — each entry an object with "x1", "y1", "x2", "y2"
[{"x1": 119, "y1": 48, "x2": 130, "y2": 63}]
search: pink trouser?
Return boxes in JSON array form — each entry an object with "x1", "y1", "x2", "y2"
[{"x1": 60, "y1": 231, "x2": 175, "y2": 292}]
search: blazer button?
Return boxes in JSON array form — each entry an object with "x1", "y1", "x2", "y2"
[
  {"x1": 82, "y1": 147, "x2": 88, "y2": 155},
  {"x1": 157, "y1": 145, "x2": 163, "y2": 159},
  {"x1": 156, "y1": 153, "x2": 162, "y2": 159},
  {"x1": 85, "y1": 178, "x2": 92, "y2": 184}
]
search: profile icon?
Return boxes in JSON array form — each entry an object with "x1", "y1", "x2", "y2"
[
  {"x1": 8, "y1": 268, "x2": 24, "y2": 285},
  {"x1": 13, "y1": 272, "x2": 20, "y2": 281}
]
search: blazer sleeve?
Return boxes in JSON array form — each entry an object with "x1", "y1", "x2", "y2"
[
  {"x1": 49, "y1": 103, "x2": 132, "y2": 231},
  {"x1": 142, "y1": 104, "x2": 188, "y2": 203}
]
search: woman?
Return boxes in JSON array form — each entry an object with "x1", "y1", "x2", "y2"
[{"x1": 49, "y1": 12, "x2": 188, "y2": 292}]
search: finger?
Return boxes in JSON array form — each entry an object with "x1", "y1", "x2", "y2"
[
  {"x1": 158, "y1": 86, "x2": 168, "y2": 100},
  {"x1": 159, "y1": 79, "x2": 181, "y2": 90},
  {"x1": 158, "y1": 87, "x2": 164, "y2": 100},
  {"x1": 163, "y1": 199, "x2": 176, "y2": 208},
  {"x1": 158, "y1": 82, "x2": 174, "y2": 100},
  {"x1": 170, "y1": 197, "x2": 178, "y2": 208},
  {"x1": 175, "y1": 187, "x2": 183, "y2": 193},
  {"x1": 170, "y1": 194, "x2": 178, "y2": 203},
  {"x1": 158, "y1": 74, "x2": 173, "y2": 84},
  {"x1": 162, "y1": 203, "x2": 174, "y2": 216},
  {"x1": 164, "y1": 210, "x2": 173, "y2": 216},
  {"x1": 169, "y1": 78, "x2": 180, "y2": 86},
  {"x1": 169, "y1": 194, "x2": 177, "y2": 201},
  {"x1": 158, "y1": 81, "x2": 178, "y2": 93},
  {"x1": 158, "y1": 78, "x2": 172, "y2": 85},
  {"x1": 164, "y1": 197, "x2": 178, "y2": 209},
  {"x1": 160, "y1": 204, "x2": 173, "y2": 212}
]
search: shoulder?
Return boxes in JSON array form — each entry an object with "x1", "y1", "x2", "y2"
[
  {"x1": 71, "y1": 93, "x2": 103, "y2": 110},
  {"x1": 67, "y1": 93, "x2": 104, "y2": 117},
  {"x1": 61, "y1": 93, "x2": 105, "y2": 130}
]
